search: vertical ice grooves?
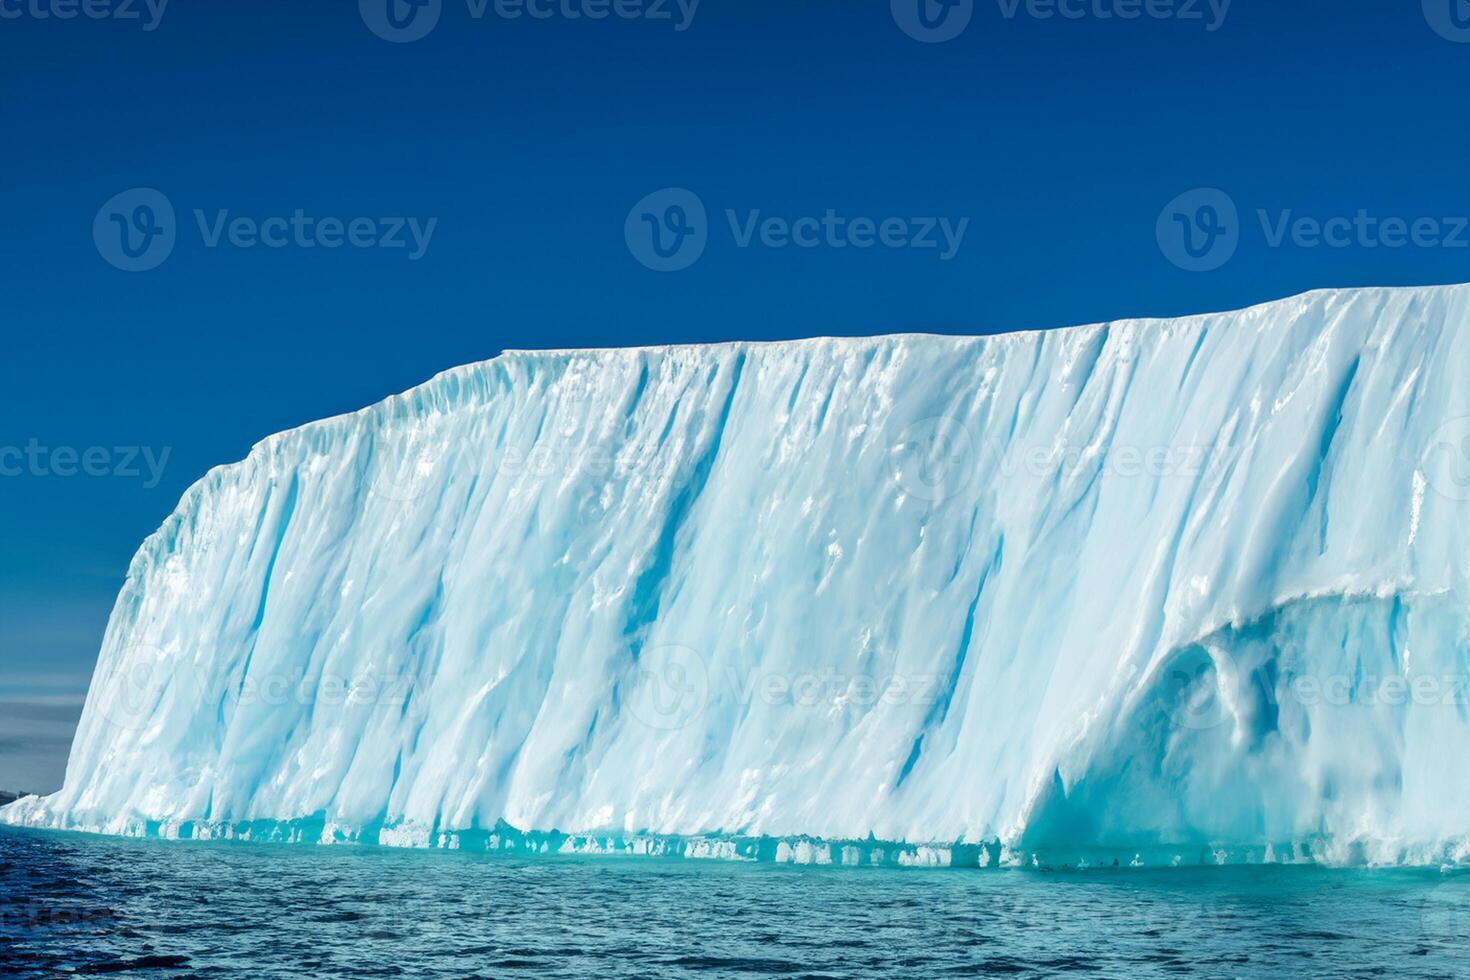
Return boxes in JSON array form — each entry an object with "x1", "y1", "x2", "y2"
[
  {"x1": 6, "y1": 286, "x2": 1470, "y2": 868},
  {"x1": 236, "y1": 474, "x2": 300, "y2": 705},
  {"x1": 618, "y1": 353, "x2": 745, "y2": 659}
]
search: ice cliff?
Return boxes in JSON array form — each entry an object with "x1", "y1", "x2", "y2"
[{"x1": 7, "y1": 285, "x2": 1470, "y2": 867}]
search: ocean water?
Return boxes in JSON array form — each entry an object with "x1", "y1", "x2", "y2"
[{"x1": 4, "y1": 827, "x2": 1470, "y2": 978}]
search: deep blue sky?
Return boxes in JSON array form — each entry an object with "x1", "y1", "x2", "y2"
[{"x1": 1, "y1": 0, "x2": 1467, "y2": 788}]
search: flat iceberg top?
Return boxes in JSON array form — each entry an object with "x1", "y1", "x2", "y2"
[{"x1": 9, "y1": 283, "x2": 1470, "y2": 868}]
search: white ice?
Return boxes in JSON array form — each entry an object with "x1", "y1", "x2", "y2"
[{"x1": 7, "y1": 284, "x2": 1470, "y2": 867}]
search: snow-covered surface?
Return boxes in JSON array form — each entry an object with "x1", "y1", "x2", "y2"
[{"x1": 7, "y1": 284, "x2": 1470, "y2": 867}]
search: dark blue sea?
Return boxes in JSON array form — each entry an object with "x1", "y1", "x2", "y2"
[{"x1": 4, "y1": 825, "x2": 1470, "y2": 978}]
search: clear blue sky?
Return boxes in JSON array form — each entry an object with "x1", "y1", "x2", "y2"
[{"x1": 1, "y1": 0, "x2": 1468, "y2": 789}]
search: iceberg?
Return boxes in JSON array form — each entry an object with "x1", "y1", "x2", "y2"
[{"x1": 7, "y1": 284, "x2": 1470, "y2": 867}]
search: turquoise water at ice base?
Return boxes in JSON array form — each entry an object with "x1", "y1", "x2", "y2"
[{"x1": 4, "y1": 825, "x2": 1470, "y2": 978}]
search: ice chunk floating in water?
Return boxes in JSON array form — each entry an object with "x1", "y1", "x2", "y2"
[{"x1": 8, "y1": 284, "x2": 1470, "y2": 867}]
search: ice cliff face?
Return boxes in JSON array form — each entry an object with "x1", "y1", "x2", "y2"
[{"x1": 7, "y1": 285, "x2": 1470, "y2": 867}]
